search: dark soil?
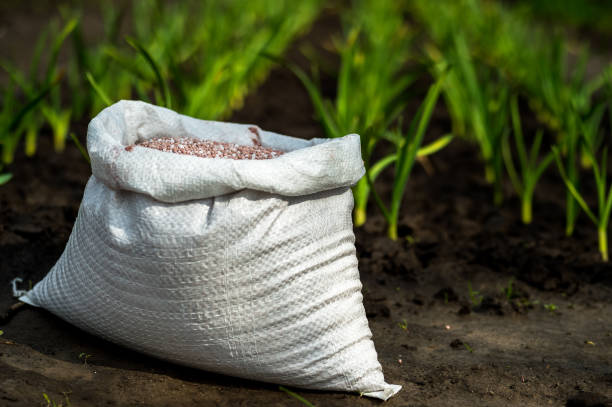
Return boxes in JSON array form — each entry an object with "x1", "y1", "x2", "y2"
[{"x1": 1, "y1": 9, "x2": 612, "y2": 407}]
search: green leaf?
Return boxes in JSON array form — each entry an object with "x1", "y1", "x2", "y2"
[
  {"x1": 533, "y1": 152, "x2": 554, "y2": 184},
  {"x1": 126, "y1": 37, "x2": 172, "y2": 109},
  {"x1": 86, "y1": 72, "x2": 112, "y2": 107},
  {"x1": 103, "y1": 46, "x2": 152, "y2": 82},
  {"x1": 602, "y1": 184, "x2": 612, "y2": 227},
  {"x1": 502, "y1": 131, "x2": 523, "y2": 196},
  {"x1": 29, "y1": 25, "x2": 49, "y2": 82},
  {"x1": 0, "y1": 173, "x2": 12, "y2": 186},
  {"x1": 417, "y1": 134, "x2": 453, "y2": 157},
  {"x1": 70, "y1": 132, "x2": 90, "y2": 165},
  {"x1": 0, "y1": 61, "x2": 30, "y2": 94},
  {"x1": 387, "y1": 75, "x2": 444, "y2": 239},
  {"x1": 370, "y1": 154, "x2": 398, "y2": 180},
  {"x1": 553, "y1": 147, "x2": 597, "y2": 225},
  {"x1": 364, "y1": 160, "x2": 392, "y2": 224},
  {"x1": 510, "y1": 94, "x2": 528, "y2": 175},
  {"x1": 266, "y1": 53, "x2": 340, "y2": 138},
  {"x1": 529, "y1": 130, "x2": 545, "y2": 168},
  {"x1": 45, "y1": 17, "x2": 78, "y2": 84},
  {"x1": 336, "y1": 28, "x2": 358, "y2": 126},
  {"x1": 278, "y1": 386, "x2": 315, "y2": 407},
  {"x1": 4, "y1": 74, "x2": 61, "y2": 135}
]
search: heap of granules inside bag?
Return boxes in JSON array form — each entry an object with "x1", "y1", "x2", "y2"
[{"x1": 130, "y1": 136, "x2": 284, "y2": 160}]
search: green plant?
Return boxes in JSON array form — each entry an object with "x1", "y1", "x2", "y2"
[
  {"x1": 503, "y1": 95, "x2": 554, "y2": 223},
  {"x1": 543, "y1": 303, "x2": 558, "y2": 313},
  {"x1": 279, "y1": 386, "x2": 315, "y2": 407},
  {"x1": 70, "y1": 4, "x2": 130, "y2": 115},
  {"x1": 41, "y1": 106, "x2": 72, "y2": 152},
  {"x1": 412, "y1": 0, "x2": 610, "y2": 218},
  {"x1": 467, "y1": 282, "x2": 483, "y2": 306},
  {"x1": 367, "y1": 77, "x2": 446, "y2": 239},
  {"x1": 1, "y1": 0, "x2": 323, "y2": 175},
  {"x1": 398, "y1": 319, "x2": 408, "y2": 330},
  {"x1": 424, "y1": 29, "x2": 510, "y2": 205},
  {"x1": 0, "y1": 75, "x2": 60, "y2": 183},
  {"x1": 518, "y1": 0, "x2": 612, "y2": 35},
  {"x1": 85, "y1": 72, "x2": 112, "y2": 108},
  {"x1": 502, "y1": 277, "x2": 515, "y2": 301},
  {"x1": 282, "y1": 0, "x2": 425, "y2": 228},
  {"x1": 1, "y1": 17, "x2": 77, "y2": 159},
  {"x1": 285, "y1": 0, "x2": 453, "y2": 236},
  {"x1": 101, "y1": 0, "x2": 323, "y2": 119},
  {"x1": 42, "y1": 392, "x2": 71, "y2": 407},
  {"x1": 78, "y1": 352, "x2": 92, "y2": 366},
  {"x1": 69, "y1": 132, "x2": 90, "y2": 164},
  {"x1": 38, "y1": 17, "x2": 78, "y2": 153},
  {"x1": 553, "y1": 142, "x2": 612, "y2": 261},
  {"x1": 125, "y1": 37, "x2": 172, "y2": 109}
]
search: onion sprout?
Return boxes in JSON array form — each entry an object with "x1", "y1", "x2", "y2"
[{"x1": 503, "y1": 95, "x2": 554, "y2": 224}]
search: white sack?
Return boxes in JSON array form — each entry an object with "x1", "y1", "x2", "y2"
[{"x1": 19, "y1": 100, "x2": 401, "y2": 400}]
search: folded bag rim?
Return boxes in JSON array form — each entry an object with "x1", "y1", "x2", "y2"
[{"x1": 87, "y1": 100, "x2": 365, "y2": 203}]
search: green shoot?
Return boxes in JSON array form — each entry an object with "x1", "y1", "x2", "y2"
[
  {"x1": 24, "y1": 119, "x2": 41, "y2": 157},
  {"x1": 503, "y1": 95, "x2": 554, "y2": 223},
  {"x1": 0, "y1": 172, "x2": 13, "y2": 186},
  {"x1": 279, "y1": 386, "x2": 315, "y2": 407},
  {"x1": 1, "y1": 16, "x2": 79, "y2": 158},
  {"x1": 70, "y1": 133, "x2": 90, "y2": 165},
  {"x1": 463, "y1": 342, "x2": 474, "y2": 353},
  {"x1": 553, "y1": 144, "x2": 612, "y2": 261},
  {"x1": 398, "y1": 319, "x2": 408, "y2": 330},
  {"x1": 85, "y1": 72, "x2": 112, "y2": 107},
  {"x1": 42, "y1": 107, "x2": 72, "y2": 152},
  {"x1": 426, "y1": 38, "x2": 510, "y2": 206},
  {"x1": 276, "y1": 58, "x2": 340, "y2": 140},
  {"x1": 98, "y1": 0, "x2": 322, "y2": 120},
  {"x1": 367, "y1": 76, "x2": 445, "y2": 239},
  {"x1": 126, "y1": 37, "x2": 172, "y2": 109},
  {"x1": 559, "y1": 112, "x2": 582, "y2": 236},
  {"x1": 42, "y1": 392, "x2": 71, "y2": 407},
  {"x1": 503, "y1": 277, "x2": 515, "y2": 301},
  {"x1": 467, "y1": 282, "x2": 483, "y2": 307},
  {"x1": 354, "y1": 134, "x2": 453, "y2": 227},
  {"x1": 0, "y1": 74, "x2": 60, "y2": 166},
  {"x1": 78, "y1": 352, "x2": 92, "y2": 366},
  {"x1": 42, "y1": 18, "x2": 79, "y2": 153},
  {"x1": 282, "y1": 0, "x2": 418, "y2": 227},
  {"x1": 412, "y1": 0, "x2": 607, "y2": 215},
  {"x1": 544, "y1": 303, "x2": 558, "y2": 313},
  {"x1": 44, "y1": 18, "x2": 78, "y2": 85},
  {"x1": 579, "y1": 102, "x2": 606, "y2": 168}
]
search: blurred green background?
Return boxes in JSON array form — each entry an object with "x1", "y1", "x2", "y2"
[{"x1": 2, "y1": 0, "x2": 612, "y2": 257}]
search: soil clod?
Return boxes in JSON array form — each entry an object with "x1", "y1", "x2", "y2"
[{"x1": 450, "y1": 339, "x2": 465, "y2": 349}]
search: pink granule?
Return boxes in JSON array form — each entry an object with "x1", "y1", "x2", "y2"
[{"x1": 131, "y1": 136, "x2": 284, "y2": 160}]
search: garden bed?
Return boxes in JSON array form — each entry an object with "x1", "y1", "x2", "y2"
[
  {"x1": 0, "y1": 67, "x2": 610, "y2": 407},
  {"x1": 1, "y1": 8, "x2": 611, "y2": 407}
]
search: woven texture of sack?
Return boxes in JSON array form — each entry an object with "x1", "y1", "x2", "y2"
[{"x1": 20, "y1": 101, "x2": 401, "y2": 400}]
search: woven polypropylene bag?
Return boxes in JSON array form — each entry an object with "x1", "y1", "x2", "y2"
[{"x1": 19, "y1": 100, "x2": 401, "y2": 400}]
